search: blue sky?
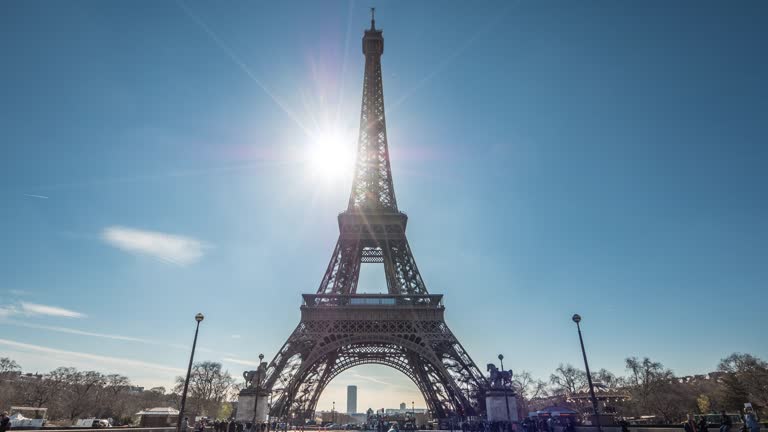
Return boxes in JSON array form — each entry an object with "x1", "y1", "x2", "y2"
[{"x1": 1, "y1": 0, "x2": 767, "y2": 412}]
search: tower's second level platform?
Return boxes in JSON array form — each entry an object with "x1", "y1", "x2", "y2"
[{"x1": 300, "y1": 293, "x2": 444, "y2": 321}]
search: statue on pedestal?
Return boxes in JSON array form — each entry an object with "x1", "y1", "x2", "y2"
[
  {"x1": 485, "y1": 361, "x2": 518, "y2": 422},
  {"x1": 243, "y1": 360, "x2": 268, "y2": 390},
  {"x1": 486, "y1": 363, "x2": 513, "y2": 389},
  {"x1": 237, "y1": 357, "x2": 270, "y2": 422}
]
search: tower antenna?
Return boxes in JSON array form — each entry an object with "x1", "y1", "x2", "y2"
[{"x1": 370, "y1": 7, "x2": 376, "y2": 29}]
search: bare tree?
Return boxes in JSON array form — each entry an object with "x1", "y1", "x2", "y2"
[
  {"x1": 174, "y1": 361, "x2": 234, "y2": 417},
  {"x1": 0, "y1": 357, "x2": 21, "y2": 376},
  {"x1": 65, "y1": 370, "x2": 107, "y2": 420},
  {"x1": 550, "y1": 363, "x2": 586, "y2": 395},
  {"x1": 718, "y1": 353, "x2": 768, "y2": 412},
  {"x1": 592, "y1": 368, "x2": 623, "y2": 388},
  {"x1": 624, "y1": 357, "x2": 691, "y2": 422},
  {"x1": 513, "y1": 370, "x2": 548, "y2": 414},
  {"x1": 0, "y1": 357, "x2": 22, "y2": 407},
  {"x1": 97, "y1": 374, "x2": 132, "y2": 418}
]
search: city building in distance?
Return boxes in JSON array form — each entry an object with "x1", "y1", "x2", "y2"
[{"x1": 347, "y1": 385, "x2": 357, "y2": 414}]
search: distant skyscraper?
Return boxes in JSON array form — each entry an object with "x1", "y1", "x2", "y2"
[
  {"x1": 347, "y1": 385, "x2": 357, "y2": 414},
  {"x1": 399, "y1": 402, "x2": 406, "y2": 411}
]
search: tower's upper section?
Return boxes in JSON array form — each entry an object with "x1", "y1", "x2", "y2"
[
  {"x1": 362, "y1": 11, "x2": 383, "y2": 56},
  {"x1": 347, "y1": 10, "x2": 398, "y2": 213}
]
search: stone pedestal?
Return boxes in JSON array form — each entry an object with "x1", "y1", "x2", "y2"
[
  {"x1": 236, "y1": 389, "x2": 269, "y2": 423},
  {"x1": 485, "y1": 388, "x2": 518, "y2": 423}
]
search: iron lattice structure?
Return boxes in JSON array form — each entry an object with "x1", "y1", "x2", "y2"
[{"x1": 259, "y1": 15, "x2": 490, "y2": 421}]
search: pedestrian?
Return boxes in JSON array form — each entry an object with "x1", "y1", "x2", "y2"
[
  {"x1": 720, "y1": 412, "x2": 732, "y2": 432},
  {"x1": 237, "y1": 422, "x2": 244, "y2": 432},
  {"x1": 0, "y1": 412, "x2": 11, "y2": 432},
  {"x1": 228, "y1": 419, "x2": 237, "y2": 432},
  {"x1": 744, "y1": 409, "x2": 761, "y2": 432},
  {"x1": 699, "y1": 417, "x2": 709, "y2": 432},
  {"x1": 684, "y1": 414, "x2": 699, "y2": 432},
  {"x1": 618, "y1": 418, "x2": 629, "y2": 432},
  {"x1": 565, "y1": 419, "x2": 576, "y2": 432},
  {"x1": 182, "y1": 417, "x2": 190, "y2": 432}
]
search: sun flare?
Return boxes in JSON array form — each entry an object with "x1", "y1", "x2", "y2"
[{"x1": 307, "y1": 126, "x2": 356, "y2": 181}]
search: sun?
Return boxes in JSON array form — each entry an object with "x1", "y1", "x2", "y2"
[{"x1": 306, "y1": 126, "x2": 356, "y2": 181}]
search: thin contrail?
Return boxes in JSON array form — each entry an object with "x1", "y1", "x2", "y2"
[
  {"x1": 13, "y1": 160, "x2": 287, "y2": 192},
  {"x1": 22, "y1": 193, "x2": 49, "y2": 199},
  {"x1": 335, "y1": 0, "x2": 356, "y2": 126},
  {"x1": 389, "y1": 1, "x2": 521, "y2": 115},
  {"x1": 176, "y1": 0, "x2": 311, "y2": 138}
]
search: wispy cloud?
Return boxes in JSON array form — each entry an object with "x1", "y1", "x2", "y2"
[
  {"x1": 2, "y1": 321, "x2": 238, "y2": 359},
  {"x1": 1, "y1": 302, "x2": 85, "y2": 319},
  {"x1": 23, "y1": 193, "x2": 49, "y2": 199},
  {"x1": 20, "y1": 302, "x2": 85, "y2": 318},
  {"x1": 0, "y1": 338, "x2": 184, "y2": 374},
  {"x1": 223, "y1": 357, "x2": 261, "y2": 367},
  {"x1": 347, "y1": 372, "x2": 391, "y2": 386},
  {"x1": 231, "y1": 334, "x2": 241, "y2": 339},
  {"x1": 5, "y1": 321, "x2": 150, "y2": 343},
  {"x1": 101, "y1": 226, "x2": 206, "y2": 266}
]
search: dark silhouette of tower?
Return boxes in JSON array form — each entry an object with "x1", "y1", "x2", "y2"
[{"x1": 255, "y1": 12, "x2": 489, "y2": 421}]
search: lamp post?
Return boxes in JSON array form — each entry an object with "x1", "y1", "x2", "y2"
[
  {"x1": 252, "y1": 353, "x2": 265, "y2": 427},
  {"x1": 177, "y1": 313, "x2": 204, "y2": 432},
  {"x1": 572, "y1": 314, "x2": 602, "y2": 432},
  {"x1": 332, "y1": 401, "x2": 336, "y2": 425},
  {"x1": 411, "y1": 401, "x2": 415, "y2": 420},
  {"x1": 498, "y1": 354, "x2": 511, "y2": 425}
]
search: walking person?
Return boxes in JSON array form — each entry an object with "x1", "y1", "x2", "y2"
[
  {"x1": 618, "y1": 418, "x2": 630, "y2": 432},
  {"x1": 744, "y1": 408, "x2": 761, "y2": 432},
  {"x1": 699, "y1": 417, "x2": 709, "y2": 432},
  {"x1": 684, "y1": 415, "x2": 699, "y2": 432},
  {"x1": 720, "y1": 412, "x2": 732, "y2": 432},
  {"x1": 182, "y1": 417, "x2": 190, "y2": 432}
]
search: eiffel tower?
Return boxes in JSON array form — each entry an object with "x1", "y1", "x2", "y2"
[{"x1": 244, "y1": 12, "x2": 490, "y2": 422}]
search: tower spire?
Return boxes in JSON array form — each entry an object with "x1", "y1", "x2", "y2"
[
  {"x1": 348, "y1": 10, "x2": 397, "y2": 212},
  {"x1": 370, "y1": 7, "x2": 376, "y2": 30}
]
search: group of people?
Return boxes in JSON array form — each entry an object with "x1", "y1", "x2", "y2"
[
  {"x1": 180, "y1": 416, "x2": 270, "y2": 432},
  {"x1": 684, "y1": 410, "x2": 761, "y2": 432},
  {"x1": 520, "y1": 416, "x2": 575, "y2": 432}
]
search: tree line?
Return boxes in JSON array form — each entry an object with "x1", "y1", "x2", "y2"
[
  {"x1": 512, "y1": 353, "x2": 768, "y2": 423},
  {"x1": 2, "y1": 352, "x2": 766, "y2": 425},
  {"x1": 0, "y1": 358, "x2": 237, "y2": 425}
]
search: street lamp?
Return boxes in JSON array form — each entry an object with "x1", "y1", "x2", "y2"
[
  {"x1": 572, "y1": 314, "x2": 602, "y2": 432},
  {"x1": 332, "y1": 401, "x2": 336, "y2": 424},
  {"x1": 498, "y1": 354, "x2": 511, "y2": 424},
  {"x1": 252, "y1": 353, "x2": 265, "y2": 427},
  {"x1": 177, "y1": 313, "x2": 205, "y2": 432}
]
